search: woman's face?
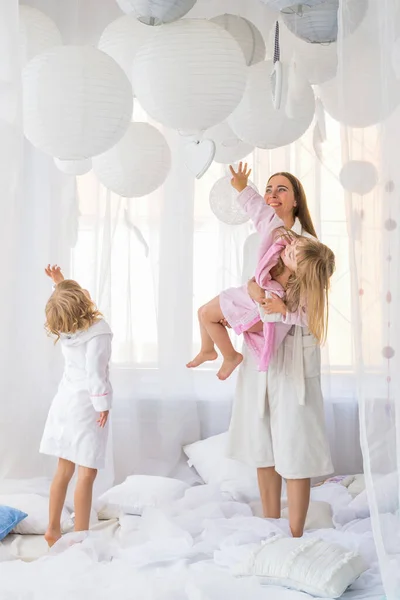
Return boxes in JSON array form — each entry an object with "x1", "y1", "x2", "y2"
[{"x1": 264, "y1": 175, "x2": 296, "y2": 221}]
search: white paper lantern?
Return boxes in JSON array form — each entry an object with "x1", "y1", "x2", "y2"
[
  {"x1": 290, "y1": 36, "x2": 337, "y2": 84},
  {"x1": 281, "y1": 0, "x2": 367, "y2": 44},
  {"x1": 98, "y1": 15, "x2": 155, "y2": 83},
  {"x1": 54, "y1": 158, "x2": 92, "y2": 176},
  {"x1": 132, "y1": 19, "x2": 247, "y2": 132},
  {"x1": 93, "y1": 122, "x2": 171, "y2": 197},
  {"x1": 209, "y1": 176, "x2": 258, "y2": 225},
  {"x1": 320, "y1": 39, "x2": 400, "y2": 127},
  {"x1": 19, "y1": 6, "x2": 62, "y2": 68},
  {"x1": 116, "y1": 0, "x2": 196, "y2": 25},
  {"x1": 210, "y1": 14, "x2": 266, "y2": 66},
  {"x1": 228, "y1": 60, "x2": 315, "y2": 149},
  {"x1": 22, "y1": 46, "x2": 133, "y2": 160},
  {"x1": 204, "y1": 121, "x2": 253, "y2": 164},
  {"x1": 259, "y1": 0, "x2": 326, "y2": 9},
  {"x1": 339, "y1": 161, "x2": 378, "y2": 196}
]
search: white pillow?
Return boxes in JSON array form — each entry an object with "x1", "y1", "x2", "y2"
[
  {"x1": 0, "y1": 493, "x2": 73, "y2": 535},
  {"x1": 234, "y1": 535, "x2": 367, "y2": 598},
  {"x1": 183, "y1": 433, "x2": 259, "y2": 501},
  {"x1": 97, "y1": 475, "x2": 190, "y2": 519}
]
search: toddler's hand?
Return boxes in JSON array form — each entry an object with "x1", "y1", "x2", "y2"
[
  {"x1": 229, "y1": 162, "x2": 251, "y2": 193},
  {"x1": 45, "y1": 264, "x2": 64, "y2": 285},
  {"x1": 97, "y1": 411, "x2": 109, "y2": 428}
]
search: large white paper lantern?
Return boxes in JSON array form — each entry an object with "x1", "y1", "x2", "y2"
[
  {"x1": 204, "y1": 121, "x2": 253, "y2": 164},
  {"x1": 320, "y1": 39, "x2": 400, "y2": 127},
  {"x1": 259, "y1": 0, "x2": 326, "y2": 10},
  {"x1": 54, "y1": 158, "x2": 92, "y2": 176},
  {"x1": 209, "y1": 176, "x2": 258, "y2": 225},
  {"x1": 281, "y1": 0, "x2": 367, "y2": 44},
  {"x1": 19, "y1": 6, "x2": 62, "y2": 68},
  {"x1": 22, "y1": 46, "x2": 133, "y2": 160},
  {"x1": 98, "y1": 15, "x2": 155, "y2": 83},
  {"x1": 93, "y1": 122, "x2": 171, "y2": 197},
  {"x1": 210, "y1": 14, "x2": 266, "y2": 66},
  {"x1": 339, "y1": 161, "x2": 378, "y2": 195},
  {"x1": 228, "y1": 60, "x2": 315, "y2": 149},
  {"x1": 132, "y1": 19, "x2": 247, "y2": 132},
  {"x1": 116, "y1": 0, "x2": 196, "y2": 25}
]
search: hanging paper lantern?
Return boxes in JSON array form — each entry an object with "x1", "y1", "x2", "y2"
[
  {"x1": 258, "y1": 0, "x2": 326, "y2": 10},
  {"x1": 22, "y1": 46, "x2": 133, "y2": 160},
  {"x1": 204, "y1": 121, "x2": 253, "y2": 164},
  {"x1": 132, "y1": 19, "x2": 247, "y2": 132},
  {"x1": 54, "y1": 158, "x2": 92, "y2": 176},
  {"x1": 116, "y1": 0, "x2": 196, "y2": 25},
  {"x1": 209, "y1": 176, "x2": 258, "y2": 225},
  {"x1": 339, "y1": 161, "x2": 379, "y2": 196},
  {"x1": 210, "y1": 14, "x2": 266, "y2": 66},
  {"x1": 93, "y1": 122, "x2": 171, "y2": 197},
  {"x1": 320, "y1": 39, "x2": 400, "y2": 127},
  {"x1": 281, "y1": 0, "x2": 367, "y2": 44},
  {"x1": 98, "y1": 15, "x2": 155, "y2": 83},
  {"x1": 228, "y1": 60, "x2": 314, "y2": 149},
  {"x1": 19, "y1": 5, "x2": 62, "y2": 68}
]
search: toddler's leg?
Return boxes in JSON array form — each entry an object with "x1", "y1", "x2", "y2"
[
  {"x1": 45, "y1": 458, "x2": 75, "y2": 547},
  {"x1": 74, "y1": 466, "x2": 97, "y2": 532},
  {"x1": 186, "y1": 296, "x2": 220, "y2": 368}
]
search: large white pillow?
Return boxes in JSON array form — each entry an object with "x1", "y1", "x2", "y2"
[
  {"x1": 183, "y1": 433, "x2": 260, "y2": 501},
  {"x1": 0, "y1": 493, "x2": 73, "y2": 535},
  {"x1": 234, "y1": 535, "x2": 367, "y2": 598},
  {"x1": 97, "y1": 475, "x2": 190, "y2": 519}
]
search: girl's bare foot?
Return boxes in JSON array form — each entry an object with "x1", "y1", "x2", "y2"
[
  {"x1": 186, "y1": 349, "x2": 218, "y2": 368},
  {"x1": 217, "y1": 352, "x2": 243, "y2": 380},
  {"x1": 44, "y1": 527, "x2": 61, "y2": 548}
]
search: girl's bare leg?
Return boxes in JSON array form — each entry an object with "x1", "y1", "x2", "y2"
[
  {"x1": 45, "y1": 458, "x2": 75, "y2": 547},
  {"x1": 74, "y1": 466, "x2": 97, "y2": 532},
  {"x1": 257, "y1": 467, "x2": 282, "y2": 518}
]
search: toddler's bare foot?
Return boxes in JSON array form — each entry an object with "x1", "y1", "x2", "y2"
[
  {"x1": 217, "y1": 353, "x2": 243, "y2": 380},
  {"x1": 44, "y1": 527, "x2": 61, "y2": 548},
  {"x1": 186, "y1": 350, "x2": 218, "y2": 368}
]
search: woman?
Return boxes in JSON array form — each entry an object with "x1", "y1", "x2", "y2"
[{"x1": 225, "y1": 164, "x2": 333, "y2": 538}]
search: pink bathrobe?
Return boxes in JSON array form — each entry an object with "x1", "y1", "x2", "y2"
[{"x1": 219, "y1": 186, "x2": 309, "y2": 369}]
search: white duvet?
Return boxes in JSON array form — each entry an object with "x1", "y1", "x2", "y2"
[{"x1": 0, "y1": 480, "x2": 384, "y2": 600}]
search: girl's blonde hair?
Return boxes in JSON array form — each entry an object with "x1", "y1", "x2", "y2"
[
  {"x1": 272, "y1": 228, "x2": 335, "y2": 344},
  {"x1": 45, "y1": 280, "x2": 102, "y2": 343}
]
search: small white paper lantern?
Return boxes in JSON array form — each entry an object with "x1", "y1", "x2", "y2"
[
  {"x1": 228, "y1": 60, "x2": 315, "y2": 149},
  {"x1": 209, "y1": 176, "x2": 258, "y2": 225},
  {"x1": 210, "y1": 14, "x2": 266, "y2": 66},
  {"x1": 204, "y1": 121, "x2": 253, "y2": 164},
  {"x1": 22, "y1": 46, "x2": 133, "y2": 160},
  {"x1": 281, "y1": 0, "x2": 367, "y2": 44},
  {"x1": 98, "y1": 15, "x2": 155, "y2": 83},
  {"x1": 116, "y1": 0, "x2": 196, "y2": 25},
  {"x1": 19, "y1": 5, "x2": 62, "y2": 68},
  {"x1": 259, "y1": 0, "x2": 326, "y2": 10},
  {"x1": 54, "y1": 158, "x2": 92, "y2": 176},
  {"x1": 132, "y1": 19, "x2": 247, "y2": 132},
  {"x1": 93, "y1": 122, "x2": 171, "y2": 197},
  {"x1": 339, "y1": 161, "x2": 378, "y2": 195}
]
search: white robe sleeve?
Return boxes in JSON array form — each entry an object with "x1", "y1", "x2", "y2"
[{"x1": 85, "y1": 334, "x2": 112, "y2": 412}]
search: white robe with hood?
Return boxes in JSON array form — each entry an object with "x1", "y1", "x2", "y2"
[{"x1": 40, "y1": 319, "x2": 113, "y2": 470}]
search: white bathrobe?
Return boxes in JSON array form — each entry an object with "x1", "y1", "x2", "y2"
[
  {"x1": 40, "y1": 319, "x2": 113, "y2": 470},
  {"x1": 227, "y1": 228, "x2": 333, "y2": 480}
]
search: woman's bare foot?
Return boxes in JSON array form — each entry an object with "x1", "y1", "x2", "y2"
[
  {"x1": 186, "y1": 349, "x2": 218, "y2": 368},
  {"x1": 217, "y1": 352, "x2": 243, "y2": 380},
  {"x1": 44, "y1": 527, "x2": 61, "y2": 548}
]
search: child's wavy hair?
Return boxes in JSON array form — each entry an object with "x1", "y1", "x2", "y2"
[
  {"x1": 45, "y1": 280, "x2": 102, "y2": 343},
  {"x1": 271, "y1": 227, "x2": 335, "y2": 344}
]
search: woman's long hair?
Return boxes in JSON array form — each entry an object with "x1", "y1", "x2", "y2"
[{"x1": 268, "y1": 172, "x2": 318, "y2": 238}]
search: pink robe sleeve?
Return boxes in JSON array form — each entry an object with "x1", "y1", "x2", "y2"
[
  {"x1": 237, "y1": 186, "x2": 282, "y2": 235},
  {"x1": 282, "y1": 305, "x2": 309, "y2": 328}
]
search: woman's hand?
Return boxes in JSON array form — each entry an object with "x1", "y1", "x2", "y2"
[
  {"x1": 45, "y1": 264, "x2": 64, "y2": 285},
  {"x1": 247, "y1": 278, "x2": 265, "y2": 304},
  {"x1": 261, "y1": 293, "x2": 287, "y2": 317},
  {"x1": 229, "y1": 162, "x2": 251, "y2": 193},
  {"x1": 97, "y1": 410, "x2": 109, "y2": 428}
]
